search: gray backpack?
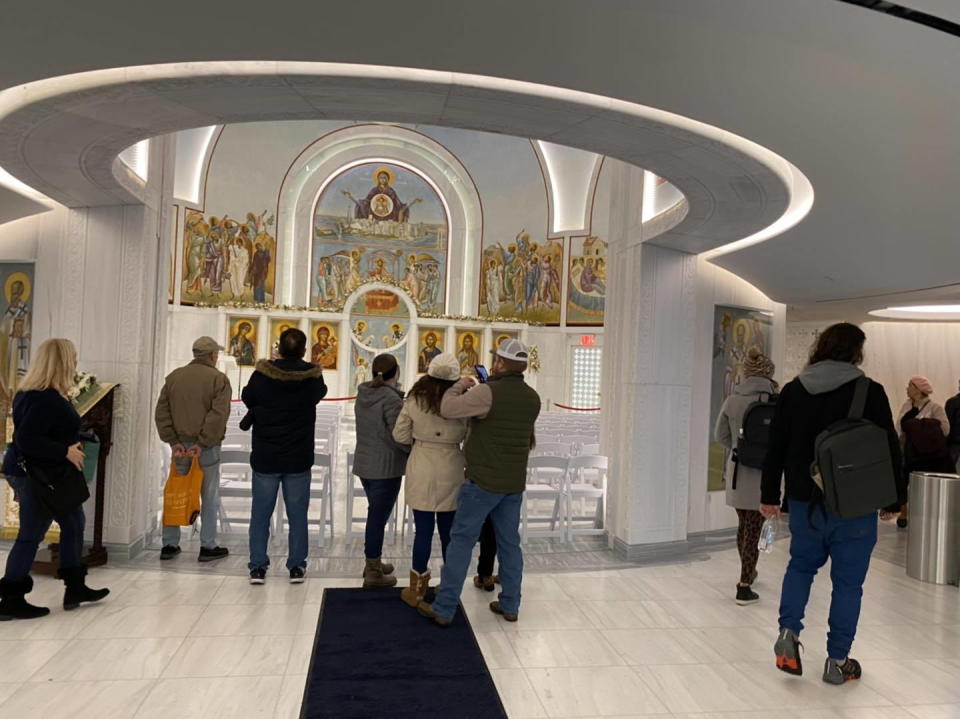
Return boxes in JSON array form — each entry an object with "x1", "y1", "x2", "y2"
[{"x1": 811, "y1": 377, "x2": 897, "y2": 519}]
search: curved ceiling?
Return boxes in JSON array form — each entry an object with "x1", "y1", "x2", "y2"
[
  {"x1": 0, "y1": 64, "x2": 802, "y2": 260},
  {"x1": 0, "y1": 0, "x2": 957, "y2": 307}
]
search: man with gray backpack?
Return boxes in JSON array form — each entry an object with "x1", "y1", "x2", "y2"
[{"x1": 761, "y1": 323, "x2": 904, "y2": 686}]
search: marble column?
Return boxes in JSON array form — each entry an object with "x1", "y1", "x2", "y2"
[
  {"x1": 55, "y1": 136, "x2": 175, "y2": 552},
  {"x1": 601, "y1": 162, "x2": 697, "y2": 552}
]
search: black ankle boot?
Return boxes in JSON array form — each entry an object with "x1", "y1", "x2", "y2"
[
  {"x1": 58, "y1": 566, "x2": 109, "y2": 610},
  {"x1": 0, "y1": 576, "x2": 51, "y2": 620}
]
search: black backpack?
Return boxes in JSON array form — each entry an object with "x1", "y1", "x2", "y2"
[
  {"x1": 811, "y1": 377, "x2": 897, "y2": 519},
  {"x1": 729, "y1": 391, "x2": 778, "y2": 490},
  {"x1": 736, "y1": 391, "x2": 778, "y2": 471}
]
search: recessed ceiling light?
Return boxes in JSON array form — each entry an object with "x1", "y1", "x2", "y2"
[{"x1": 869, "y1": 305, "x2": 960, "y2": 319}]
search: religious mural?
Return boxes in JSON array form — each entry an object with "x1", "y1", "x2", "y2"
[
  {"x1": 181, "y1": 210, "x2": 276, "y2": 305},
  {"x1": 708, "y1": 306, "x2": 773, "y2": 491},
  {"x1": 567, "y1": 235, "x2": 607, "y2": 326},
  {"x1": 479, "y1": 232, "x2": 563, "y2": 325},
  {"x1": 0, "y1": 263, "x2": 34, "y2": 411},
  {"x1": 417, "y1": 328, "x2": 445, "y2": 374},
  {"x1": 455, "y1": 330, "x2": 482, "y2": 374},
  {"x1": 226, "y1": 316, "x2": 260, "y2": 367},
  {"x1": 348, "y1": 288, "x2": 410, "y2": 392},
  {"x1": 311, "y1": 164, "x2": 448, "y2": 314},
  {"x1": 309, "y1": 321, "x2": 339, "y2": 371},
  {"x1": 269, "y1": 318, "x2": 300, "y2": 359}
]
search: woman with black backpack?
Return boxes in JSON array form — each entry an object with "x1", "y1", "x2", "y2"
[
  {"x1": 760, "y1": 323, "x2": 904, "y2": 686},
  {"x1": 714, "y1": 348, "x2": 777, "y2": 605}
]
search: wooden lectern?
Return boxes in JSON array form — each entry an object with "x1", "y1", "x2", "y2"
[{"x1": 32, "y1": 383, "x2": 119, "y2": 575}]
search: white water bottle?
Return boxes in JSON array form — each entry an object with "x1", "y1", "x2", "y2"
[{"x1": 758, "y1": 517, "x2": 777, "y2": 554}]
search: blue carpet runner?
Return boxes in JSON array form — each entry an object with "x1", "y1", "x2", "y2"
[{"x1": 300, "y1": 587, "x2": 508, "y2": 718}]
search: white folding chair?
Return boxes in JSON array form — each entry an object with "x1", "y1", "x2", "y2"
[
  {"x1": 564, "y1": 454, "x2": 607, "y2": 537},
  {"x1": 580, "y1": 443, "x2": 600, "y2": 456},
  {"x1": 222, "y1": 431, "x2": 251, "y2": 451},
  {"x1": 344, "y1": 451, "x2": 398, "y2": 544},
  {"x1": 532, "y1": 442, "x2": 572, "y2": 458},
  {"x1": 218, "y1": 448, "x2": 252, "y2": 533},
  {"x1": 522, "y1": 456, "x2": 568, "y2": 542}
]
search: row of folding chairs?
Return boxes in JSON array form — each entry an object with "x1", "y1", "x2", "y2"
[
  {"x1": 342, "y1": 452, "x2": 607, "y2": 545},
  {"x1": 218, "y1": 449, "x2": 336, "y2": 546}
]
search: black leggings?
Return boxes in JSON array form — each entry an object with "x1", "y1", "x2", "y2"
[{"x1": 476, "y1": 515, "x2": 498, "y2": 578}]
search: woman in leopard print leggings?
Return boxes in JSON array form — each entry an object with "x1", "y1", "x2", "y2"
[{"x1": 714, "y1": 348, "x2": 778, "y2": 605}]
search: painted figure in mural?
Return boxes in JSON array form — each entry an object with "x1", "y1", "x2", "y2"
[
  {"x1": 250, "y1": 243, "x2": 271, "y2": 302},
  {"x1": 400, "y1": 261, "x2": 420, "y2": 301},
  {"x1": 348, "y1": 250, "x2": 363, "y2": 292},
  {"x1": 227, "y1": 237, "x2": 250, "y2": 299},
  {"x1": 204, "y1": 223, "x2": 227, "y2": 294},
  {"x1": 353, "y1": 356, "x2": 370, "y2": 392},
  {"x1": 353, "y1": 320, "x2": 374, "y2": 346},
  {"x1": 311, "y1": 326, "x2": 338, "y2": 369},
  {"x1": 369, "y1": 257, "x2": 394, "y2": 282},
  {"x1": 539, "y1": 255, "x2": 561, "y2": 307},
  {"x1": 384, "y1": 323, "x2": 405, "y2": 347},
  {"x1": 341, "y1": 168, "x2": 422, "y2": 223},
  {"x1": 418, "y1": 332, "x2": 442, "y2": 373},
  {"x1": 315, "y1": 258, "x2": 329, "y2": 307},
  {"x1": 579, "y1": 257, "x2": 605, "y2": 294},
  {"x1": 2, "y1": 277, "x2": 30, "y2": 394},
  {"x1": 457, "y1": 334, "x2": 480, "y2": 374},
  {"x1": 485, "y1": 259, "x2": 503, "y2": 315},
  {"x1": 425, "y1": 264, "x2": 442, "y2": 310},
  {"x1": 229, "y1": 322, "x2": 256, "y2": 366},
  {"x1": 524, "y1": 255, "x2": 541, "y2": 311},
  {"x1": 325, "y1": 257, "x2": 342, "y2": 306},
  {"x1": 185, "y1": 220, "x2": 208, "y2": 294}
]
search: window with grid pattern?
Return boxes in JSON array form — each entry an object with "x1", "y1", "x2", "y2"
[{"x1": 570, "y1": 346, "x2": 602, "y2": 410}]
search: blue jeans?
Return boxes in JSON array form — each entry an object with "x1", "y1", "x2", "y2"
[
  {"x1": 432, "y1": 481, "x2": 523, "y2": 620},
  {"x1": 3, "y1": 476, "x2": 85, "y2": 581},
  {"x1": 249, "y1": 471, "x2": 311, "y2": 571},
  {"x1": 412, "y1": 509, "x2": 455, "y2": 573},
  {"x1": 162, "y1": 444, "x2": 221, "y2": 550},
  {"x1": 779, "y1": 500, "x2": 878, "y2": 660},
  {"x1": 360, "y1": 478, "x2": 401, "y2": 560}
]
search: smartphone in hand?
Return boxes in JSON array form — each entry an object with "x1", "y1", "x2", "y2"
[{"x1": 474, "y1": 365, "x2": 490, "y2": 383}]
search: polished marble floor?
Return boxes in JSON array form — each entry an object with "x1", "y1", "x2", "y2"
[{"x1": 0, "y1": 526, "x2": 957, "y2": 718}]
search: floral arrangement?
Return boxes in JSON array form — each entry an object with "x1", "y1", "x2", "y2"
[
  {"x1": 67, "y1": 371, "x2": 98, "y2": 403},
  {"x1": 527, "y1": 345, "x2": 541, "y2": 373}
]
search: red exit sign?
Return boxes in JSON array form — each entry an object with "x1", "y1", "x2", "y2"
[{"x1": 579, "y1": 334, "x2": 596, "y2": 347}]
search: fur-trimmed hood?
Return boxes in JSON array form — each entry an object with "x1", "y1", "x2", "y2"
[{"x1": 254, "y1": 358, "x2": 324, "y2": 381}]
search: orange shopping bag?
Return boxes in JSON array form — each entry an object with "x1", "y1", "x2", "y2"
[{"x1": 162, "y1": 456, "x2": 204, "y2": 526}]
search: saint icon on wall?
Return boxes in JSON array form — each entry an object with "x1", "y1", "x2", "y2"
[
  {"x1": 0, "y1": 267, "x2": 32, "y2": 399},
  {"x1": 417, "y1": 329, "x2": 444, "y2": 373},
  {"x1": 269, "y1": 319, "x2": 298, "y2": 359},
  {"x1": 310, "y1": 322, "x2": 339, "y2": 371},
  {"x1": 456, "y1": 330, "x2": 481, "y2": 373},
  {"x1": 226, "y1": 317, "x2": 258, "y2": 367}
]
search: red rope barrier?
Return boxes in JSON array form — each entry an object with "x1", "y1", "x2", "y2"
[
  {"x1": 552, "y1": 403, "x2": 602, "y2": 412},
  {"x1": 232, "y1": 396, "x2": 357, "y2": 403}
]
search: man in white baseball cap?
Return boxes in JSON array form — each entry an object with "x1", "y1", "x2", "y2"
[{"x1": 418, "y1": 338, "x2": 541, "y2": 626}]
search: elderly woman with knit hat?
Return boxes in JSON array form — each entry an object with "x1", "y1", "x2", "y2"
[
  {"x1": 897, "y1": 376, "x2": 952, "y2": 528},
  {"x1": 714, "y1": 348, "x2": 778, "y2": 605},
  {"x1": 392, "y1": 352, "x2": 468, "y2": 607}
]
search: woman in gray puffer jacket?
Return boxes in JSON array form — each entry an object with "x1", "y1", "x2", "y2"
[
  {"x1": 353, "y1": 353, "x2": 410, "y2": 588},
  {"x1": 714, "y1": 349, "x2": 777, "y2": 606}
]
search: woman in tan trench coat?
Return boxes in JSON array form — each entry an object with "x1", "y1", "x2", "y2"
[{"x1": 392, "y1": 352, "x2": 467, "y2": 607}]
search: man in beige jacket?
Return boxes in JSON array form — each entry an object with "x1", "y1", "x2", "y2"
[{"x1": 155, "y1": 336, "x2": 232, "y2": 561}]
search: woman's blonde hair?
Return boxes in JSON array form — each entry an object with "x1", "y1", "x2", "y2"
[{"x1": 19, "y1": 339, "x2": 77, "y2": 397}]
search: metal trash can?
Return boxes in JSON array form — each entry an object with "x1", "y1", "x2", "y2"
[{"x1": 906, "y1": 472, "x2": 960, "y2": 585}]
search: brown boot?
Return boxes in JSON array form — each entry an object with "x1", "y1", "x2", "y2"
[
  {"x1": 363, "y1": 558, "x2": 397, "y2": 589},
  {"x1": 400, "y1": 570, "x2": 431, "y2": 607},
  {"x1": 359, "y1": 558, "x2": 394, "y2": 578}
]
